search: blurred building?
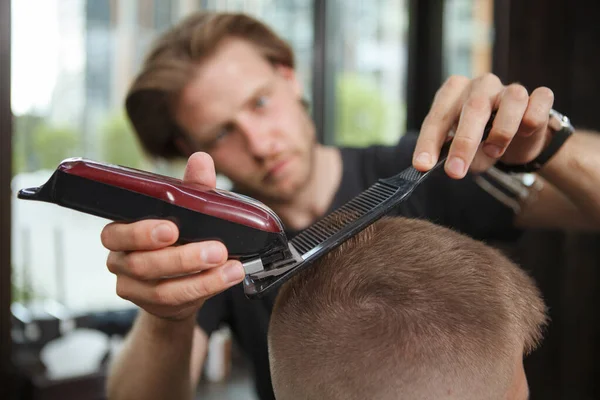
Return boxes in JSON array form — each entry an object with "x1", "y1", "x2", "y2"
[{"x1": 444, "y1": 0, "x2": 493, "y2": 78}]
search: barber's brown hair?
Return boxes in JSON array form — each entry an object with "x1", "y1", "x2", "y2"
[
  {"x1": 269, "y1": 217, "x2": 547, "y2": 400},
  {"x1": 125, "y1": 12, "x2": 295, "y2": 159}
]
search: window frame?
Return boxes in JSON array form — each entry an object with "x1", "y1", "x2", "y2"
[{"x1": 1, "y1": 0, "x2": 14, "y2": 392}]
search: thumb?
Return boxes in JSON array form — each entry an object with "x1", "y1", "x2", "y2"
[{"x1": 183, "y1": 152, "x2": 217, "y2": 188}]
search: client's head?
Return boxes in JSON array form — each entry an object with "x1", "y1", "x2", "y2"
[{"x1": 268, "y1": 217, "x2": 547, "y2": 400}]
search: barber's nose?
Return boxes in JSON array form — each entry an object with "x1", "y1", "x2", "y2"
[{"x1": 237, "y1": 115, "x2": 275, "y2": 158}]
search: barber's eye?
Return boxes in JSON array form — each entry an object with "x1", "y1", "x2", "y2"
[
  {"x1": 215, "y1": 125, "x2": 234, "y2": 143},
  {"x1": 254, "y1": 95, "x2": 269, "y2": 109},
  {"x1": 215, "y1": 130, "x2": 228, "y2": 141}
]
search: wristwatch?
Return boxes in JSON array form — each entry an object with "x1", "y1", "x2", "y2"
[{"x1": 495, "y1": 109, "x2": 575, "y2": 173}]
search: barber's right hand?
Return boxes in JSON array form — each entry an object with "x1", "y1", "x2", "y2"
[{"x1": 100, "y1": 152, "x2": 246, "y2": 321}]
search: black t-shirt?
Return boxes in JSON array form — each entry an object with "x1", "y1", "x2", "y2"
[{"x1": 197, "y1": 133, "x2": 520, "y2": 400}]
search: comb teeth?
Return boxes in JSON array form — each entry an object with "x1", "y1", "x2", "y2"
[
  {"x1": 291, "y1": 182, "x2": 398, "y2": 255},
  {"x1": 382, "y1": 165, "x2": 425, "y2": 186}
]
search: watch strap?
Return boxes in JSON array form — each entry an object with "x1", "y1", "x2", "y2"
[{"x1": 495, "y1": 110, "x2": 574, "y2": 173}]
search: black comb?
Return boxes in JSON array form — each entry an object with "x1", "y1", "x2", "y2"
[{"x1": 244, "y1": 114, "x2": 496, "y2": 298}]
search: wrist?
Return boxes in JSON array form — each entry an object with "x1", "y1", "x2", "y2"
[
  {"x1": 138, "y1": 310, "x2": 197, "y2": 339},
  {"x1": 538, "y1": 130, "x2": 576, "y2": 177}
]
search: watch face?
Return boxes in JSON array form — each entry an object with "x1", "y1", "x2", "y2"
[{"x1": 548, "y1": 109, "x2": 574, "y2": 133}]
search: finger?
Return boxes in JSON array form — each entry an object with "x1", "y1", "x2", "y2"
[
  {"x1": 106, "y1": 241, "x2": 228, "y2": 280},
  {"x1": 413, "y1": 75, "x2": 470, "y2": 171},
  {"x1": 470, "y1": 151, "x2": 497, "y2": 173},
  {"x1": 100, "y1": 219, "x2": 179, "y2": 252},
  {"x1": 520, "y1": 87, "x2": 554, "y2": 137},
  {"x1": 497, "y1": 129, "x2": 548, "y2": 166},
  {"x1": 184, "y1": 152, "x2": 217, "y2": 188},
  {"x1": 446, "y1": 74, "x2": 504, "y2": 178},
  {"x1": 115, "y1": 260, "x2": 245, "y2": 307},
  {"x1": 482, "y1": 84, "x2": 529, "y2": 159}
]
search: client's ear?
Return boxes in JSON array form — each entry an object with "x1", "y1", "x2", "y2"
[{"x1": 506, "y1": 355, "x2": 529, "y2": 400}]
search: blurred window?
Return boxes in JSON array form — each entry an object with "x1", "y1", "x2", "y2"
[
  {"x1": 324, "y1": 0, "x2": 409, "y2": 146},
  {"x1": 443, "y1": 0, "x2": 494, "y2": 78}
]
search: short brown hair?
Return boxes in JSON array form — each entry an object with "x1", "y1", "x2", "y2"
[
  {"x1": 125, "y1": 12, "x2": 295, "y2": 159},
  {"x1": 269, "y1": 217, "x2": 547, "y2": 400}
]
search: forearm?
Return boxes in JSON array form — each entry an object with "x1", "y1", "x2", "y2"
[
  {"x1": 106, "y1": 311, "x2": 198, "y2": 400},
  {"x1": 537, "y1": 130, "x2": 600, "y2": 226}
]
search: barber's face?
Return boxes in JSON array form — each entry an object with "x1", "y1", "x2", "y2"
[{"x1": 173, "y1": 38, "x2": 316, "y2": 201}]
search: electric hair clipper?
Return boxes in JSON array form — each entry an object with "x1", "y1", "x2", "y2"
[{"x1": 18, "y1": 116, "x2": 495, "y2": 298}]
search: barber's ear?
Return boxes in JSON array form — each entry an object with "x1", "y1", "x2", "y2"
[{"x1": 274, "y1": 64, "x2": 303, "y2": 98}]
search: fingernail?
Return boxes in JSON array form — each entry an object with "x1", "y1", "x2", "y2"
[
  {"x1": 483, "y1": 144, "x2": 503, "y2": 158},
  {"x1": 222, "y1": 262, "x2": 245, "y2": 284},
  {"x1": 415, "y1": 152, "x2": 432, "y2": 166},
  {"x1": 202, "y1": 243, "x2": 225, "y2": 264},
  {"x1": 152, "y1": 224, "x2": 173, "y2": 243},
  {"x1": 447, "y1": 157, "x2": 466, "y2": 177}
]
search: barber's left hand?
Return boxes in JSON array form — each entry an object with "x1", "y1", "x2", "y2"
[{"x1": 412, "y1": 73, "x2": 555, "y2": 178}]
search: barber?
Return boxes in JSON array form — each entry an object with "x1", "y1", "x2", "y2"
[{"x1": 103, "y1": 12, "x2": 600, "y2": 400}]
